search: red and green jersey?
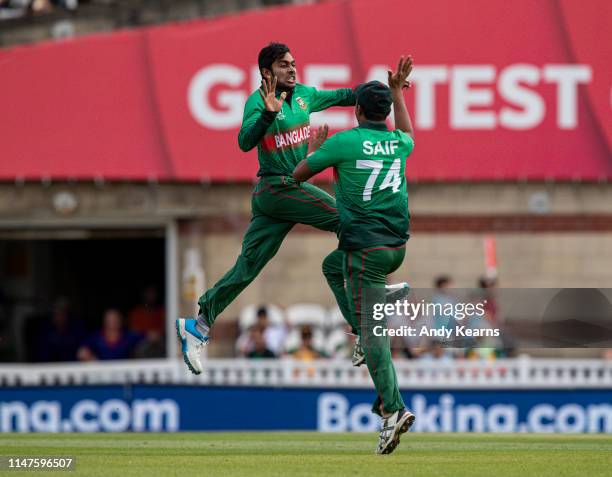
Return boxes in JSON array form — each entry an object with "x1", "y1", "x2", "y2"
[
  {"x1": 306, "y1": 122, "x2": 414, "y2": 250},
  {"x1": 238, "y1": 83, "x2": 355, "y2": 176}
]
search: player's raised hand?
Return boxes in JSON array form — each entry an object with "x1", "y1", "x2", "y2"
[
  {"x1": 388, "y1": 55, "x2": 413, "y2": 91},
  {"x1": 307, "y1": 124, "x2": 329, "y2": 154},
  {"x1": 259, "y1": 75, "x2": 287, "y2": 112}
]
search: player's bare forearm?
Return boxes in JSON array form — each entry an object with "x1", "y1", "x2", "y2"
[
  {"x1": 292, "y1": 159, "x2": 315, "y2": 182},
  {"x1": 391, "y1": 88, "x2": 414, "y2": 138},
  {"x1": 388, "y1": 55, "x2": 415, "y2": 139}
]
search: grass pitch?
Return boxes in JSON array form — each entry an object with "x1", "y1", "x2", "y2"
[{"x1": 1, "y1": 432, "x2": 611, "y2": 477}]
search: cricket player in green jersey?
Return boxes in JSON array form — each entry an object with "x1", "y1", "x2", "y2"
[
  {"x1": 176, "y1": 43, "x2": 358, "y2": 374},
  {"x1": 293, "y1": 56, "x2": 416, "y2": 454}
]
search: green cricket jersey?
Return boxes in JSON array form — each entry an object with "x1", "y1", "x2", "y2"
[
  {"x1": 238, "y1": 83, "x2": 355, "y2": 176},
  {"x1": 306, "y1": 121, "x2": 414, "y2": 250}
]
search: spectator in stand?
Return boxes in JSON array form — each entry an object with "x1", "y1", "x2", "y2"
[
  {"x1": 465, "y1": 343, "x2": 498, "y2": 361},
  {"x1": 473, "y1": 276, "x2": 516, "y2": 356},
  {"x1": 246, "y1": 326, "x2": 276, "y2": 359},
  {"x1": 476, "y1": 276, "x2": 499, "y2": 325},
  {"x1": 387, "y1": 310, "x2": 417, "y2": 360},
  {"x1": 256, "y1": 305, "x2": 287, "y2": 354},
  {"x1": 128, "y1": 286, "x2": 165, "y2": 335},
  {"x1": 133, "y1": 332, "x2": 166, "y2": 359},
  {"x1": 77, "y1": 308, "x2": 143, "y2": 361},
  {"x1": 418, "y1": 340, "x2": 454, "y2": 362},
  {"x1": 128, "y1": 286, "x2": 165, "y2": 358},
  {"x1": 35, "y1": 298, "x2": 84, "y2": 362},
  {"x1": 236, "y1": 305, "x2": 287, "y2": 356},
  {"x1": 432, "y1": 275, "x2": 456, "y2": 332},
  {"x1": 31, "y1": 0, "x2": 52, "y2": 13},
  {"x1": 288, "y1": 325, "x2": 327, "y2": 361},
  {"x1": 391, "y1": 338, "x2": 416, "y2": 360},
  {"x1": 0, "y1": 0, "x2": 56, "y2": 19},
  {"x1": 0, "y1": 1, "x2": 30, "y2": 20}
]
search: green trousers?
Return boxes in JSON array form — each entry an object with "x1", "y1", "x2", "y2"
[
  {"x1": 198, "y1": 175, "x2": 352, "y2": 332},
  {"x1": 343, "y1": 245, "x2": 407, "y2": 416}
]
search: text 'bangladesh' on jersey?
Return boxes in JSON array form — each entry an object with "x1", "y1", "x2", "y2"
[
  {"x1": 306, "y1": 122, "x2": 414, "y2": 250},
  {"x1": 238, "y1": 83, "x2": 355, "y2": 177}
]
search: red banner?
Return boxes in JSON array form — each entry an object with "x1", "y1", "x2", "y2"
[{"x1": 1, "y1": 0, "x2": 610, "y2": 182}]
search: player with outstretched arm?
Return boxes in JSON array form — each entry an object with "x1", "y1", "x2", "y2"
[
  {"x1": 292, "y1": 56, "x2": 416, "y2": 454},
  {"x1": 176, "y1": 42, "x2": 358, "y2": 373}
]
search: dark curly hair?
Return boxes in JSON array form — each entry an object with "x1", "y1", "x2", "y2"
[{"x1": 258, "y1": 42, "x2": 291, "y2": 76}]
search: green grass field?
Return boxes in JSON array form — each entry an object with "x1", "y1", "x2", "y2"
[{"x1": 1, "y1": 433, "x2": 611, "y2": 477}]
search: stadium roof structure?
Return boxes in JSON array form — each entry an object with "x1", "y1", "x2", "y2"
[{"x1": 0, "y1": 0, "x2": 610, "y2": 183}]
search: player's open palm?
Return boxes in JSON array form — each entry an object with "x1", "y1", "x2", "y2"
[
  {"x1": 259, "y1": 75, "x2": 287, "y2": 112},
  {"x1": 308, "y1": 124, "x2": 329, "y2": 154},
  {"x1": 388, "y1": 55, "x2": 413, "y2": 90}
]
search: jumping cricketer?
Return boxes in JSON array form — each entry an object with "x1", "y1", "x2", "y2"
[
  {"x1": 176, "y1": 42, "x2": 357, "y2": 373},
  {"x1": 292, "y1": 56, "x2": 417, "y2": 454}
]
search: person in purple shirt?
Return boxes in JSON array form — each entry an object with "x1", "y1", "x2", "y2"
[{"x1": 77, "y1": 308, "x2": 143, "y2": 361}]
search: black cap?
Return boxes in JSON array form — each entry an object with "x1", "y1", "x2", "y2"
[{"x1": 355, "y1": 81, "x2": 392, "y2": 119}]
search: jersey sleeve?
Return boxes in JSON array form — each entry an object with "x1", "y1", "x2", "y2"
[
  {"x1": 306, "y1": 133, "x2": 344, "y2": 173},
  {"x1": 308, "y1": 86, "x2": 356, "y2": 113},
  {"x1": 237, "y1": 92, "x2": 278, "y2": 152}
]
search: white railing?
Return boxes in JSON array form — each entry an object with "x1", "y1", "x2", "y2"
[{"x1": 1, "y1": 357, "x2": 612, "y2": 389}]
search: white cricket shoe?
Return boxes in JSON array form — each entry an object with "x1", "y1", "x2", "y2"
[
  {"x1": 176, "y1": 318, "x2": 209, "y2": 375},
  {"x1": 375, "y1": 408, "x2": 415, "y2": 455},
  {"x1": 351, "y1": 335, "x2": 366, "y2": 367}
]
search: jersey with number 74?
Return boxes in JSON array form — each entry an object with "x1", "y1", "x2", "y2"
[{"x1": 306, "y1": 122, "x2": 414, "y2": 250}]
